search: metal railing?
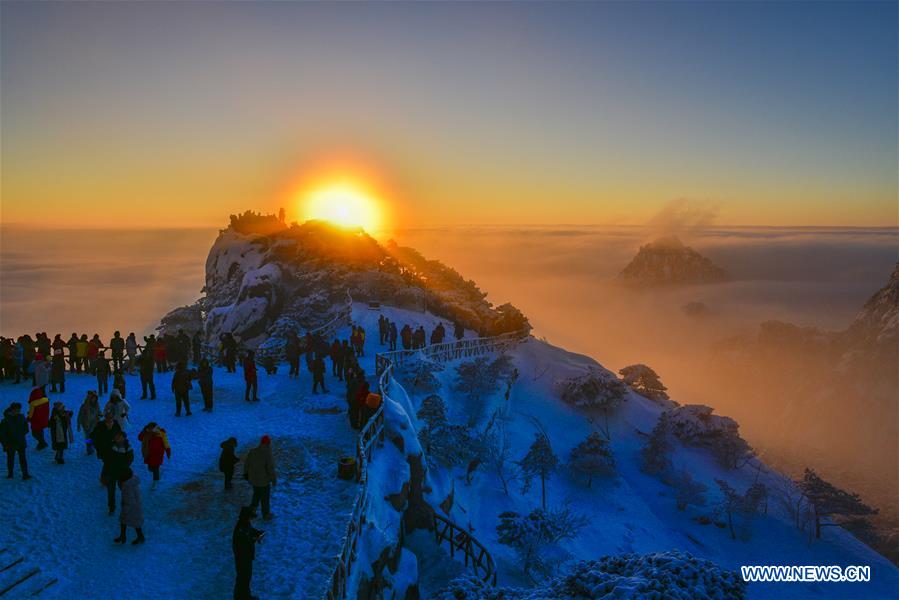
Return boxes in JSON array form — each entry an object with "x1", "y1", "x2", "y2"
[
  {"x1": 328, "y1": 327, "x2": 527, "y2": 598},
  {"x1": 433, "y1": 513, "x2": 498, "y2": 585}
]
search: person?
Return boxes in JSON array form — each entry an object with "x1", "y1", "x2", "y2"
[
  {"x1": 20, "y1": 334, "x2": 35, "y2": 379},
  {"x1": 311, "y1": 353, "x2": 328, "y2": 394},
  {"x1": 138, "y1": 422, "x2": 170, "y2": 487},
  {"x1": 105, "y1": 388, "x2": 131, "y2": 431},
  {"x1": 154, "y1": 337, "x2": 167, "y2": 373},
  {"x1": 177, "y1": 329, "x2": 192, "y2": 367},
  {"x1": 243, "y1": 351, "x2": 258, "y2": 403},
  {"x1": 220, "y1": 333, "x2": 238, "y2": 373},
  {"x1": 388, "y1": 321, "x2": 398, "y2": 351},
  {"x1": 27, "y1": 385, "x2": 50, "y2": 450},
  {"x1": 192, "y1": 330, "x2": 202, "y2": 366},
  {"x1": 66, "y1": 333, "x2": 80, "y2": 373},
  {"x1": 36, "y1": 333, "x2": 51, "y2": 359},
  {"x1": 109, "y1": 331, "x2": 125, "y2": 372},
  {"x1": 219, "y1": 437, "x2": 239, "y2": 491},
  {"x1": 198, "y1": 358, "x2": 214, "y2": 412},
  {"x1": 285, "y1": 332, "x2": 301, "y2": 378},
  {"x1": 329, "y1": 339, "x2": 343, "y2": 379},
  {"x1": 87, "y1": 334, "x2": 101, "y2": 374},
  {"x1": 401, "y1": 324, "x2": 412, "y2": 351},
  {"x1": 115, "y1": 468, "x2": 145, "y2": 545},
  {"x1": 95, "y1": 351, "x2": 111, "y2": 395},
  {"x1": 113, "y1": 370, "x2": 126, "y2": 399},
  {"x1": 353, "y1": 379, "x2": 371, "y2": 430},
  {"x1": 415, "y1": 326, "x2": 426, "y2": 350},
  {"x1": 77, "y1": 391, "x2": 100, "y2": 455},
  {"x1": 233, "y1": 506, "x2": 264, "y2": 600},
  {"x1": 102, "y1": 429, "x2": 133, "y2": 515},
  {"x1": 48, "y1": 401, "x2": 74, "y2": 464},
  {"x1": 244, "y1": 436, "x2": 276, "y2": 520},
  {"x1": 75, "y1": 334, "x2": 89, "y2": 373},
  {"x1": 0, "y1": 402, "x2": 29, "y2": 479},
  {"x1": 454, "y1": 321, "x2": 465, "y2": 341},
  {"x1": 125, "y1": 333, "x2": 138, "y2": 374},
  {"x1": 139, "y1": 351, "x2": 156, "y2": 400},
  {"x1": 10, "y1": 339, "x2": 23, "y2": 384},
  {"x1": 171, "y1": 361, "x2": 194, "y2": 417},
  {"x1": 33, "y1": 353, "x2": 50, "y2": 390},
  {"x1": 50, "y1": 349, "x2": 66, "y2": 393},
  {"x1": 340, "y1": 340, "x2": 354, "y2": 379},
  {"x1": 378, "y1": 314, "x2": 387, "y2": 345}
]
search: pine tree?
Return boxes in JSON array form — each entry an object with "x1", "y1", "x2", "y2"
[
  {"x1": 416, "y1": 394, "x2": 447, "y2": 454},
  {"x1": 559, "y1": 369, "x2": 628, "y2": 439},
  {"x1": 671, "y1": 469, "x2": 707, "y2": 510},
  {"x1": 641, "y1": 412, "x2": 674, "y2": 475},
  {"x1": 619, "y1": 363, "x2": 670, "y2": 402},
  {"x1": 568, "y1": 432, "x2": 615, "y2": 487},
  {"x1": 518, "y1": 432, "x2": 559, "y2": 510},
  {"x1": 797, "y1": 468, "x2": 877, "y2": 539}
]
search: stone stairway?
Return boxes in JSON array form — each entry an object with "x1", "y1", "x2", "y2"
[{"x1": 0, "y1": 549, "x2": 58, "y2": 598}]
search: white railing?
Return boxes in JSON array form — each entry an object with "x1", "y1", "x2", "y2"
[{"x1": 328, "y1": 327, "x2": 528, "y2": 598}]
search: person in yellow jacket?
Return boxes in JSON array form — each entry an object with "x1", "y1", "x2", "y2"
[{"x1": 75, "y1": 335, "x2": 89, "y2": 373}]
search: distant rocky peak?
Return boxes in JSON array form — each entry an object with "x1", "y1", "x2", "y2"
[{"x1": 617, "y1": 236, "x2": 728, "y2": 285}]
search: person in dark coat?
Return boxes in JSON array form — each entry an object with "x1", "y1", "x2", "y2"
[
  {"x1": 113, "y1": 371, "x2": 126, "y2": 400},
  {"x1": 388, "y1": 321, "x2": 397, "y2": 351},
  {"x1": 198, "y1": 359, "x2": 214, "y2": 412},
  {"x1": 0, "y1": 403, "x2": 30, "y2": 479},
  {"x1": 220, "y1": 333, "x2": 238, "y2": 373},
  {"x1": 77, "y1": 391, "x2": 100, "y2": 455},
  {"x1": 311, "y1": 354, "x2": 328, "y2": 394},
  {"x1": 329, "y1": 339, "x2": 343, "y2": 380},
  {"x1": 95, "y1": 351, "x2": 111, "y2": 395},
  {"x1": 171, "y1": 361, "x2": 194, "y2": 417},
  {"x1": 454, "y1": 321, "x2": 465, "y2": 341},
  {"x1": 284, "y1": 332, "x2": 301, "y2": 378},
  {"x1": 109, "y1": 331, "x2": 125, "y2": 372},
  {"x1": 91, "y1": 418, "x2": 127, "y2": 513},
  {"x1": 50, "y1": 349, "x2": 66, "y2": 393},
  {"x1": 243, "y1": 352, "x2": 258, "y2": 403},
  {"x1": 378, "y1": 315, "x2": 387, "y2": 345},
  {"x1": 139, "y1": 351, "x2": 156, "y2": 400},
  {"x1": 66, "y1": 333, "x2": 79, "y2": 373},
  {"x1": 233, "y1": 506, "x2": 264, "y2": 600},
  {"x1": 48, "y1": 401, "x2": 74, "y2": 464},
  {"x1": 244, "y1": 436, "x2": 276, "y2": 520},
  {"x1": 219, "y1": 437, "x2": 239, "y2": 490},
  {"x1": 400, "y1": 325, "x2": 412, "y2": 351},
  {"x1": 115, "y1": 468, "x2": 145, "y2": 545}
]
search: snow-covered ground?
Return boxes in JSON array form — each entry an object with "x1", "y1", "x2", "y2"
[
  {"x1": 0, "y1": 303, "x2": 465, "y2": 599},
  {"x1": 405, "y1": 337, "x2": 899, "y2": 599}
]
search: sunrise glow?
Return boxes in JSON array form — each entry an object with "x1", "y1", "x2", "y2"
[{"x1": 301, "y1": 181, "x2": 383, "y2": 232}]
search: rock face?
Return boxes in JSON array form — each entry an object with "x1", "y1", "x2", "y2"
[
  {"x1": 617, "y1": 236, "x2": 728, "y2": 285},
  {"x1": 158, "y1": 211, "x2": 530, "y2": 350}
]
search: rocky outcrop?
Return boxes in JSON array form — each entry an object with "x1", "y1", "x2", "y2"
[
  {"x1": 158, "y1": 215, "x2": 530, "y2": 347},
  {"x1": 618, "y1": 236, "x2": 728, "y2": 285}
]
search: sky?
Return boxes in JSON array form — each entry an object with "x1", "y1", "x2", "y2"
[{"x1": 1, "y1": 1, "x2": 897, "y2": 229}]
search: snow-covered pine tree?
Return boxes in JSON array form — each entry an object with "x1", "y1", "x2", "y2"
[
  {"x1": 797, "y1": 468, "x2": 878, "y2": 539},
  {"x1": 416, "y1": 394, "x2": 447, "y2": 454},
  {"x1": 619, "y1": 363, "x2": 670, "y2": 403},
  {"x1": 558, "y1": 369, "x2": 628, "y2": 439},
  {"x1": 568, "y1": 431, "x2": 615, "y2": 487},
  {"x1": 496, "y1": 508, "x2": 585, "y2": 583},
  {"x1": 670, "y1": 469, "x2": 707, "y2": 510},
  {"x1": 641, "y1": 411, "x2": 674, "y2": 475},
  {"x1": 518, "y1": 432, "x2": 559, "y2": 510}
]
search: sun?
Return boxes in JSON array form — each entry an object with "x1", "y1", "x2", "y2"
[{"x1": 301, "y1": 181, "x2": 382, "y2": 232}]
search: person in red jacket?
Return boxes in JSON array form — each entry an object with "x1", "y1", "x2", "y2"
[
  {"x1": 27, "y1": 385, "x2": 50, "y2": 450},
  {"x1": 243, "y1": 351, "x2": 258, "y2": 403},
  {"x1": 138, "y1": 422, "x2": 170, "y2": 487}
]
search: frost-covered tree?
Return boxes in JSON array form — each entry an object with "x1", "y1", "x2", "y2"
[
  {"x1": 416, "y1": 395, "x2": 448, "y2": 454},
  {"x1": 454, "y1": 354, "x2": 517, "y2": 424},
  {"x1": 403, "y1": 359, "x2": 442, "y2": 396},
  {"x1": 797, "y1": 468, "x2": 877, "y2": 539},
  {"x1": 568, "y1": 432, "x2": 615, "y2": 487},
  {"x1": 640, "y1": 412, "x2": 674, "y2": 475},
  {"x1": 482, "y1": 413, "x2": 519, "y2": 496},
  {"x1": 518, "y1": 432, "x2": 559, "y2": 510},
  {"x1": 715, "y1": 480, "x2": 767, "y2": 541},
  {"x1": 558, "y1": 369, "x2": 628, "y2": 439},
  {"x1": 619, "y1": 363, "x2": 670, "y2": 403},
  {"x1": 669, "y1": 469, "x2": 707, "y2": 511},
  {"x1": 496, "y1": 508, "x2": 585, "y2": 583},
  {"x1": 667, "y1": 405, "x2": 753, "y2": 469}
]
